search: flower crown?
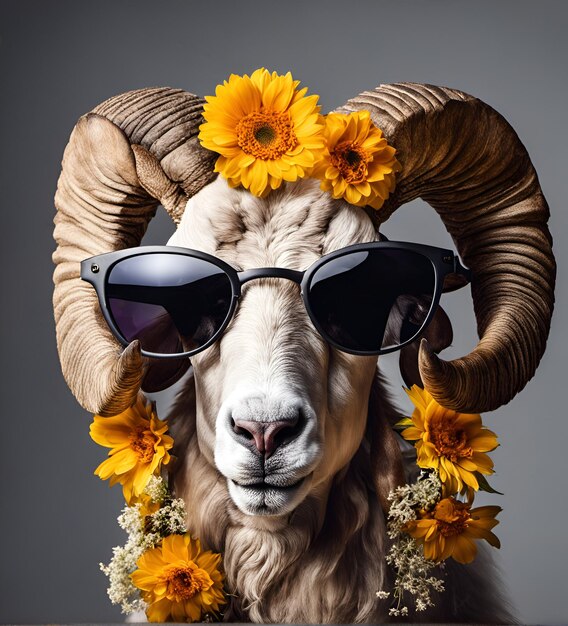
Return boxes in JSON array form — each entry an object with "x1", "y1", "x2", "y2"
[
  {"x1": 198, "y1": 68, "x2": 401, "y2": 208},
  {"x1": 90, "y1": 386, "x2": 502, "y2": 622}
]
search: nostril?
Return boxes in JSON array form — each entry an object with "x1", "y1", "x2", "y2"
[
  {"x1": 266, "y1": 415, "x2": 302, "y2": 456},
  {"x1": 232, "y1": 418, "x2": 266, "y2": 454},
  {"x1": 231, "y1": 418, "x2": 254, "y2": 441},
  {"x1": 231, "y1": 413, "x2": 305, "y2": 457}
]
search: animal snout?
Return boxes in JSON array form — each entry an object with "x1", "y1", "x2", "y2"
[
  {"x1": 216, "y1": 392, "x2": 321, "y2": 515},
  {"x1": 232, "y1": 417, "x2": 302, "y2": 458},
  {"x1": 228, "y1": 395, "x2": 306, "y2": 458}
]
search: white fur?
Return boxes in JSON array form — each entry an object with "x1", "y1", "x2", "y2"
[
  {"x1": 215, "y1": 388, "x2": 320, "y2": 516},
  {"x1": 168, "y1": 177, "x2": 378, "y2": 520}
]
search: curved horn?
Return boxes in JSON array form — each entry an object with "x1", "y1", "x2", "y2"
[
  {"x1": 338, "y1": 83, "x2": 555, "y2": 412},
  {"x1": 53, "y1": 88, "x2": 216, "y2": 415}
]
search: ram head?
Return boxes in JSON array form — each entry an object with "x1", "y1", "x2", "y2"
[{"x1": 53, "y1": 82, "x2": 555, "y2": 622}]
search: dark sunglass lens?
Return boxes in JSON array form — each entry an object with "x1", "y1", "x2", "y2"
[
  {"x1": 307, "y1": 248, "x2": 436, "y2": 352},
  {"x1": 106, "y1": 254, "x2": 233, "y2": 355}
]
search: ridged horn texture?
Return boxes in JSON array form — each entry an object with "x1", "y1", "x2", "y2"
[
  {"x1": 338, "y1": 83, "x2": 555, "y2": 412},
  {"x1": 53, "y1": 88, "x2": 216, "y2": 415}
]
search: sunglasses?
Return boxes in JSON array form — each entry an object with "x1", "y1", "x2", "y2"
[{"x1": 81, "y1": 241, "x2": 471, "y2": 359}]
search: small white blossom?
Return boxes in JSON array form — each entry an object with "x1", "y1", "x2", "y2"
[
  {"x1": 146, "y1": 497, "x2": 187, "y2": 537},
  {"x1": 100, "y1": 476, "x2": 188, "y2": 614},
  {"x1": 380, "y1": 471, "x2": 445, "y2": 617},
  {"x1": 144, "y1": 474, "x2": 168, "y2": 504},
  {"x1": 117, "y1": 503, "x2": 144, "y2": 535},
  {"x1": 385, "y1": 471, "x2": 442, "y2": 538}
]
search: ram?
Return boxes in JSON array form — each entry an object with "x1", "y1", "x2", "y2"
[{"x1": 53, "y1": 82, "x2": 555, "y2": 622}]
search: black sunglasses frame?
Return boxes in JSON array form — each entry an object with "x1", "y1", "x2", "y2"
[{"x1": 81, "y1": 241, "x2": 471, "y2": 359}]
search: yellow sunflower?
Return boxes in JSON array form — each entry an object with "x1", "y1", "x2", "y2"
[
  {"x1": 90, "y1": 396, "x2": 174, "y2": 505},
  {"x1": 199, "y1": 68, "x2": 326, "y2": 197},
  {"x1": 131, "y1": 533, "x2": 226, "y2": 622},
  {"x1": 398, "y1": 386, "x2": 498, "y2": 494},
  {"x1": 404, "y1": 497, "x2": 501, "y2": 564},
  {"x1": 313, "y1": 110, "x2": 401, "y2": 209}
]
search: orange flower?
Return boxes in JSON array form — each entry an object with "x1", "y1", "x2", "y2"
[
  {"x1": 199, "y1": 68, "x2": 325, "y2": 196},
  {"x1": 404, "y1": 497, "x2": 501, "y2": 564},
  {"x1": 131, "y1": 533, "x2": 225, "y2": 622},
  {"x1": 399, "y1": 386, "x2": 498, "y2": 493},
  {"x1": 90, "y1": 396, "x2": 173, "y2": 505},
  {"x1": 313, "y1": 110, "x2": 401, "y2": 209}
]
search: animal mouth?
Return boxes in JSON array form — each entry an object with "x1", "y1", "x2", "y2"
[
  {"x1": 231, "y1": 476, "x2": 306, "y2": 491},
  {"x1": 228, "y1": 473, "x2": 312, "y2": 516}
]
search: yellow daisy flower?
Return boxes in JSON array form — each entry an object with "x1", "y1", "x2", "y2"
[
  {"x1": 90, "y1": 396, "x2": 174, "y2": 505},
  {"x1": 399, "y1": 386, "x2": 499, "y2": 493},
  {"x1": 313, "y1": 110, "x2": 401, "y2": 209},
  {"x1": 404, "y1": 497, "x2": 501, "y2": 564},
  {"x1": 199, "y1": 68, "x2": 326, "y2": 197},
  {"x1": 131, "y1": 533, "x2": 226, "y2": 622}
]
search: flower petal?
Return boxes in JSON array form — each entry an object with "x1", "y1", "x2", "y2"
[{"x1": 452, "y1": 537, "x2": 477, "y2": 564}]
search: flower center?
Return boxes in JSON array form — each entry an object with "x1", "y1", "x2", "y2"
[
  {"x1": 129, "y1": 428, "x2": 156, "y2": 463},
  {"x1": 428, "y1": 415, "x2": 473, "y2": 462},
  {"x1": 331, "y1": 141, "x2": 369, "y2": 183},
  {"x1": 434, "y1": 498, "x2": 470, "y2": 537},
  {"x1": 236, "y1": 110, "x2": 298, "y2": 160},
  {"x1": 254, "y1": 124, "x2": 276, "y2": 145},
  {"x1": 164, "y1": 563, "x2": 212, "y2": 601}
]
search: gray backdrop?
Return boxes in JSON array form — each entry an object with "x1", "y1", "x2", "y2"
[{"x1": 1, "y1": 0, "x2": 566, "y2": 623}]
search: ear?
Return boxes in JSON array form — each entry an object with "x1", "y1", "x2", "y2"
[
  {"x1": 368, "y1": 373, "x2": 406, "y2": 516},
  {"x1": 141, "y1": 358, "x2": 191, "y2": 393},
  {"x1": 399, "y1": 305, "x2": 453, "y2": 388}
]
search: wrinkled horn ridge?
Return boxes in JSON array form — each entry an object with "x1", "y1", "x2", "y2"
[
  {"x1": 338, "y1": 83, "x2": 555, "y2": 412},
  {"x1": 53, "y1": 88, "x2": 216, "y2": 415}
]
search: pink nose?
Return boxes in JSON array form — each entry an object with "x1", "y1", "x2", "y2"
[{"x1": 232, "y1": 418, "x2": 301, "y2": 458}]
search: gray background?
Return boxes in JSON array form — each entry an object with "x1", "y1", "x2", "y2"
[{"x1": 1, "y1": 0, "x2": 566, "y2": 623}]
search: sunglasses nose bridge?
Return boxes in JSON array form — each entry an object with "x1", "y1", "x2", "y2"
[{"x1": 237, "y1": 268, "x2": 305, "y2": 286}]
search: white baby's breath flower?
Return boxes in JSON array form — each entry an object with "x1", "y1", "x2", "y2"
[
  {"x1": 145, "y1": 497, "x2": 187, "y2": 537},
  {"x1": 100, "y1": 479, "x2": 189, "y2": 614},
  {"x1": 143, "y1": 474, "x2": 168, "y2": 504},
  {"x1": 118, "y1": 503, "x2": 144, "y2": 535},
  {"x1": 380, "y1": 471, "x2": 445, "y2": 616},
  {"x1": 386, "y1": 471, "x2": 442, "y2": 538}
]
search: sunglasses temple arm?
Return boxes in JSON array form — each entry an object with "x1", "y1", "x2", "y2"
[{"x1": 454, "y1": 255, "x2": 472, "y2": 284}]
